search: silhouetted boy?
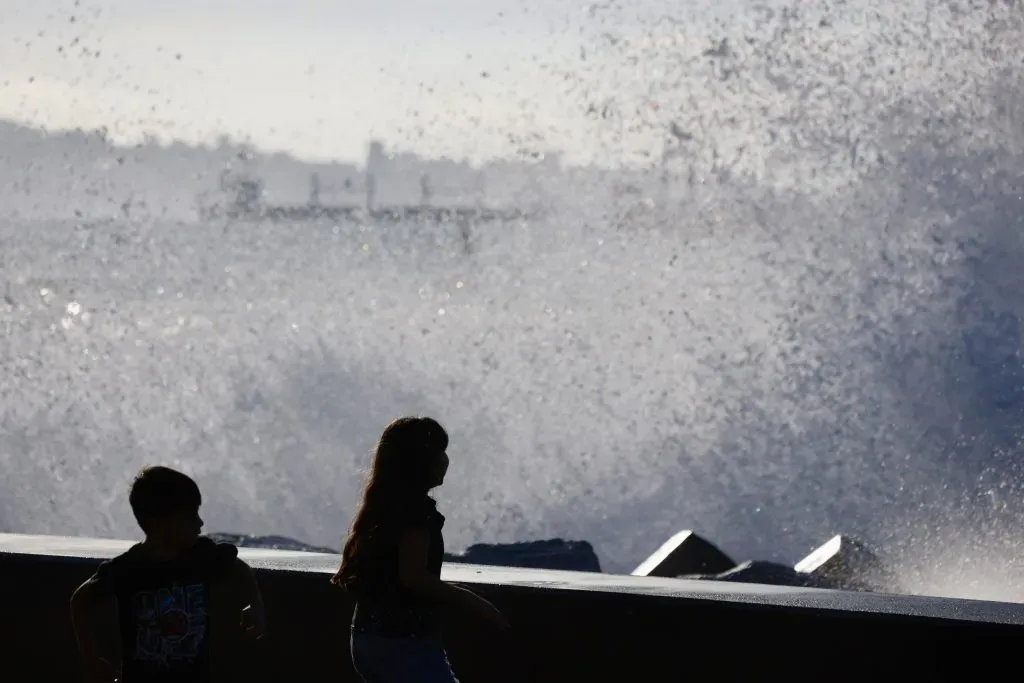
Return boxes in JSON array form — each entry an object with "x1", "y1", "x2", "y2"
[{"x1": 70, "y1": 466, "x2": 266, "y2": 683}]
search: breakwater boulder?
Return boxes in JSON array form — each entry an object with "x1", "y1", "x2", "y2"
[
  {"x1": 633, "y1": 530, "x2": 899, "y2": 592},
  {"x1": 212, "y1": 529, "x2": 893, "y2": 591},
  {"x1": 209, "y1": 533, "x2": 603, "y2": 573},
  {"x1": 446, "y1": 539, "x2": 602, "y2": 572}
]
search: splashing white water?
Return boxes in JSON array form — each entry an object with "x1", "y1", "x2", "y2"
[{"x1": 1, "y1": 0, "x2": 1023, "y2": 601}]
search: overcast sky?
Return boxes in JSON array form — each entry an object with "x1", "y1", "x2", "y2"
[
  {"x1": 6, "y1": 0, "x2": 882, "y2": 166},
  {"x1": 0, "y1": 0, "x2": 645, "y2": 163}
]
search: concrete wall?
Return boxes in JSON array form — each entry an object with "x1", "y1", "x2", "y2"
[{"x1": 1, "y1": 533, "x2": 1020, "y2": 682}]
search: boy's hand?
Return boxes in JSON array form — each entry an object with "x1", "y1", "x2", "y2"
[{"x1": 240, "y1": 604, "x2": 266, "y2": 640}]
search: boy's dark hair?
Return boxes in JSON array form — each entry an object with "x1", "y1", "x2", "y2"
[{"x1": 129, "y1": 466, "x2": 202, "y2": 532}]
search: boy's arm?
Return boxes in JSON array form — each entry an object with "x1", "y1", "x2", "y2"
[
  {"x1": 70, "y1": 578, "x2": 118, "y2": 683},
  {"x1": 232, "y1": 558, "x2": 267, "y2": 639}
]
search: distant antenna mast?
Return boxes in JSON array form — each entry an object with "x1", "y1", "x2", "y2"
[
  {"x1": 309, "y1": 172, "x2": 321, "y2": 207},
  {"x1": 420, "y1": 173, "x2": 432, "y2": 206},
  {"x1": 366, "y1": 173, "x2": 376, "y2": 212},
  {"x1": 474, "y1": 170, "x2": 486, "y2": 208},
  {"x1": 366, "y1": 140, "x2": 385, "y2": 212}
]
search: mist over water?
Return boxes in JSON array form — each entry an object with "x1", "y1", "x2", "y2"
[{"x1": 2, "y1": 0, "x2": 1024, "y2": 601}]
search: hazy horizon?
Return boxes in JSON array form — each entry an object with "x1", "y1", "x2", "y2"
[
  {"x1": 1, "y1": 0, "x2": 614, "y2": 165},
  {"x1": 0, "y1": 115, "x2": 605, "y2": 171},
  {"x1": 1, "y1": 0, "x2": 901, "y2": 170}
]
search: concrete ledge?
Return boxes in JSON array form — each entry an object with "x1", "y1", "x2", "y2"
[{"x1": 2, "y1": 533, "x2": 1020, "y2": 682}]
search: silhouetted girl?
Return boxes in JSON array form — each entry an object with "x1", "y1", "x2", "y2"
[{"x1": 332, "y1": 416, "x2": 508, "y2": 683}]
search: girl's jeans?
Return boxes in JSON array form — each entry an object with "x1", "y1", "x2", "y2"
[{"x1": 351, "y1": 632, "x2": 459, "y2": 683}]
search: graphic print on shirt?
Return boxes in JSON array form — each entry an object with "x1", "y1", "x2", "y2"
[{"x1": 132, "y1": 583, "x2": 207, "y2": 668}]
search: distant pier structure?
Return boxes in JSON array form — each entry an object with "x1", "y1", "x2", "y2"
[{"x1": 212, "y1": 140, "x2": 539, "y2": 224}]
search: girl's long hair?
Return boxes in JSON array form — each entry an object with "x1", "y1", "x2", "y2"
[{"x1": 331, "y1": 416, "x2": 449, "y2": 591}]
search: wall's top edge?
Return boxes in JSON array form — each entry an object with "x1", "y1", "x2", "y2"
[{"x1": 3, "y1": 532, "x2": 1023, "y2": 626}]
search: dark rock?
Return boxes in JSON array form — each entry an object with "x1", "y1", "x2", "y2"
[
  {"x1": 208, "y1": 533, "x2": 336, "y2": 555},
  {"x1": 634, "y1": 531, "x2": 899, "y2": 593},
  {"x1": 446, "y1": 539, "x2": 602, "y2": 573},
  {"x1": 794, "y1": 535, "x2": 900, "y2": 592},
  {"x1": 632, "y1": 530, "x2": 735, "y2": 578},
  {"x1": 689, "y1": 560, "x2": 830, "y2": 588},
  {"x1": 211, "y1": 533, "x2": 602, "y2": 573}
]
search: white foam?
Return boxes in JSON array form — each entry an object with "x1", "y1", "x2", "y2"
[{"x1": 0, "y1": 0, "x2": 1023, "y2": 602}]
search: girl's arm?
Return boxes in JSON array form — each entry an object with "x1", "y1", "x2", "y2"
[{"x1": 397, "y1": 528, "x2": 509, "y2": 630}]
